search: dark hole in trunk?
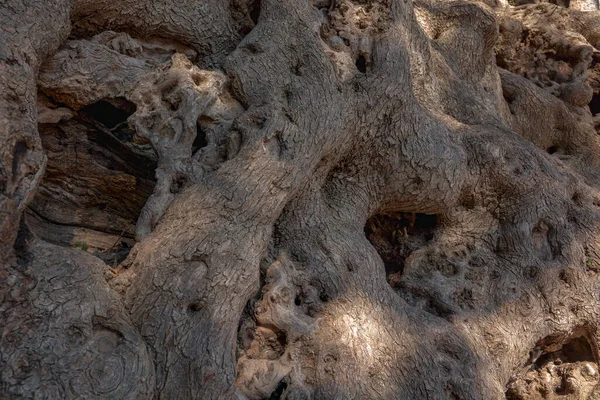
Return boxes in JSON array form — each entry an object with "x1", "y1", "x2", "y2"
[
  {"x1": 356, "y1": 55, "x2": 367, "y2": 73},
  {"x1": 193, "y1": 123, "x2": 209, "y2": 154},
  {"x1": 249, "y1": 0, "x2": 261, "y2": 25},
  {"x1": 79, "y1": 98, "x2": 136, "y2": 129},
  {"x1": 276, "y1": 330, "x2": 287, "y2": 348},
  {"x1": 549, "y1": 0, "x2": 570, "y2": 7},
  {"x1": 12, "y1": 140, "x2": 28, "y2": 179},
  {"x1": 188, "y1": 301, "x2": 204, "y2": 312},
  {"x1": 170, "y1": 173, "x2": 188, "y2": 194},
  {"x1": 13, "y1": 219, "x2": 34, "y2": 267},
  {"x1": 365, "y1": 212, "x2": 438, "y2": 280},
  {"x1": 27, "y1": 99, "x2": 154, "y2": 268},
  {"x1": 506, "y1": 329, "x2": 598, "y2": 400},
  {"x1": 269, "y1": 381, "x2": 288, "y2": 399},
  {"x1": 589, "y1": 92, "x2": 600, "y2": 116},
  {"x1": 547, "y1": 145, "x2": 558, "y2": 154},
  {"x1": 533, "y1": 335, "x2": 595, "y2": 368}
]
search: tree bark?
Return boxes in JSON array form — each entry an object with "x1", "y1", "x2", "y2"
[{"x1": 3, "y1": 0, "x2": 600, "y2": 399}]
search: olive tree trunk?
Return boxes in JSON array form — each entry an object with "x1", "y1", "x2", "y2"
[{"x1": 3, "y1": 0, "x2": 600, "y2": 399}]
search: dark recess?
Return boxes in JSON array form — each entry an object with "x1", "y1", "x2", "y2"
[
  {"x1": 80, "y1": 99, "x2": 136, "y2": 130},
  {"x1": 533, "y1": 335, "x2": 595, "y2": 368},
  {"x1": 249, "y1": 0, "x2": 261, "y2": 25},
  {"x1": 170, "y1": 174, "x2": 188, "y2": 194},
  {"x1": 549, "y1": 0, "x2": 570, "y2": 7},
  {"x1": 589, "y1": 92, "x2": 600, "y2": 116},
  {"x1": 365, "y1": 212, "x2": 438, "y2": 277},
  {"x1": 506, "y1": 331, "x2": 597, "y2": 399},
  {"x1": 94, "y1": 241, "x2": 133, "y2": 266},
  {"x1": 269, "y1": 381, "x2": 288, "y2": 399},
  {"x1": 12, "y1": 140, "x2": 28, "y2": 178},
  {"x1": 13, "y1": 219, "x2": 34, "y2": 266},
  {"x1": 188, "y1": 302, "x2": 204, "y2": 312},
  {"x1": 77, "y1": 99, "x2": 157, "y2": 180},
  {"x1": 193, "y1": 123, "x2": 209, "y2": 153},
  {"x1": 356, "y1": 55, "x2": 367, "y2": 73}
]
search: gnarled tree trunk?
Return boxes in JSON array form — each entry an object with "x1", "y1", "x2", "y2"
[{"x1": 3, "y1": 0, "x2": 600, "y2": 399}]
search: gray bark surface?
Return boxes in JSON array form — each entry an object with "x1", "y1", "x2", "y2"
[{"x1": 2, "y1": 0, "x2": 600, "y2": 399}]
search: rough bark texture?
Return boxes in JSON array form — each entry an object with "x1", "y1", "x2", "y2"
[{"x1": 3, "y1": 0, "x2": 600, "y2": 399}]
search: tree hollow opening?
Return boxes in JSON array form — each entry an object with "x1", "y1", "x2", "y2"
[
  {"x1": 589, "y1": 92, "x2": 600, "y2": 116},
  {"x1": 549, "y1": 0, "x2": 571, "y2": 7},
  {"x1": 193, "y1": 122, "x2": 209, "y2": 154},
  {"x1": 29, "y1": 95, "x2": 154, "y2": 267},
  {"x1": 269, "y1": 381, "x2": 288, "y2": 399},
  {"x1": 356, "y1": 55, "x2": 367, "y2": 73},
  {"x1": 533, "y1": 334, "x2": 596, "y2": 368},
  {"x1": 506, "y1": 329, "x2": 599, "y2": 400},
  {"x1": 365, "y1": 212, "x2": 438, "y2": 284},
  {"x1": 547, "y1": 145, "x2": 558, "y2": 154},
  {"x1": 79, "y1": 98, "x2": 136, "y2": 129}
]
